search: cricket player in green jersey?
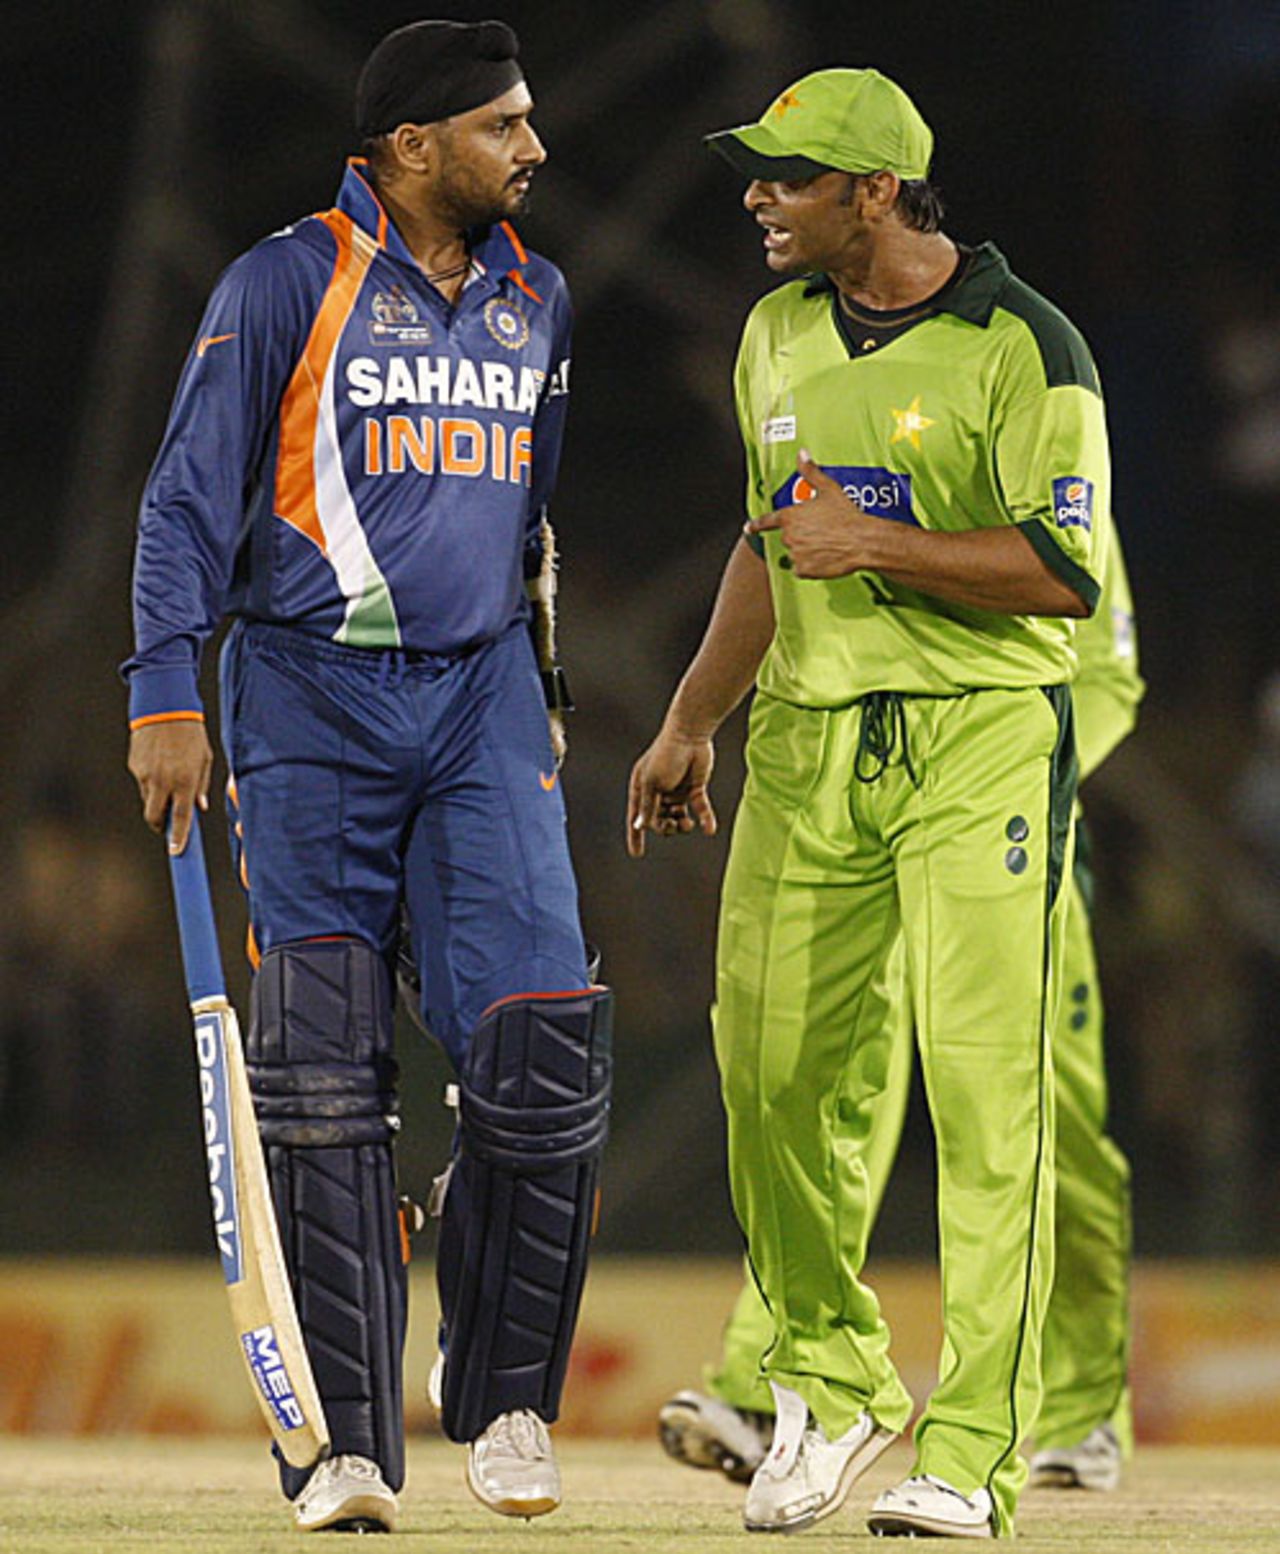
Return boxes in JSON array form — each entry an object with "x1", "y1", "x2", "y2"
[
  {"x1": 628, "y1": 68, "x2": 1112, "y2": 1538},
  {"x1": 656, "y1": 528, "x2": 1143, "y2": 1500}
]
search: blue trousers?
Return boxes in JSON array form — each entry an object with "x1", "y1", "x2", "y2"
[{"x1": 219, "y1": 618, "x2": 589, "y2": 1067}]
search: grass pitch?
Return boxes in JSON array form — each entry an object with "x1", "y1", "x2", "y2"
[{"x1": 1, "y1": 1436, "x2": 1278, "y2": 1552}]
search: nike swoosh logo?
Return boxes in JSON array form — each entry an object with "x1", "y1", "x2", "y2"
[
  {"x1": 197, "y1": 332, "x2": 237, "y2": 357},
  {"x1": 539, "y1": 771, "x2": 558, "y2": 792}
]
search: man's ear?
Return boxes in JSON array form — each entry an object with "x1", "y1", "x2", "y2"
[
  {"x1": 387, "y1": 122, "x2": 434, "y2": 175},
  {"x1": 865, "y1": 169, "x2": 901, "y2": 216}
]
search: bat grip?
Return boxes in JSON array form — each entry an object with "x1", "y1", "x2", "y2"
[{"x1": 167, "y1": 813, "x2": 227, "y2": 1004}]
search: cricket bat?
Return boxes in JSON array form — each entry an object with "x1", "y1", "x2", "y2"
[{"x1": 167, "y1": 815, "x2": 330, "y2": 1469}]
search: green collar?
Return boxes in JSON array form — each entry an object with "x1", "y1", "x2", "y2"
[{"x1": 802, "y1": 241, "x2": 1011, "y2": 327}]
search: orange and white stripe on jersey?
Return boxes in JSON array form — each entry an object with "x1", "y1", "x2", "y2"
[{"x1": 275, "y1": 210, "x2": 400, "y2": 647}]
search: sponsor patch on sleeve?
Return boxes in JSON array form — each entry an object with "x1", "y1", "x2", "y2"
[
  {"x1": 1052, "y1": 476, "x2": 1094, "y2": 532},
  {"x1": 1111, "y1": 605, "x2": 1136, "y2": 659}
]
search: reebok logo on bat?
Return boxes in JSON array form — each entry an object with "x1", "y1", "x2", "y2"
[
  {"x1": 197, "y1": 332, "x2": 237, "y2": 357},
  {"x1": 196, "y1": 1011, "x2": 242, "y2": 1284}
]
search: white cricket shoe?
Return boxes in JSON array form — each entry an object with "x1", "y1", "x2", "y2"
[
  {"x1": 743, "y1": 1381, "x2": 896, "y2": 1533},
  {"x1": 293, "y1": 1453, "x2": 398, "y2": 1533},
  {"x1": 467, "y1": 1409, "x2": 562, "y2": 1518},
  {"x1": 658, "y1": 1388, "x2": 773, "y2": 1483},
  {"x1": 1029, "y1": 1422, "x2": 1122, "y2": 1491},
  {"x1": 868, "y1": 1473, "x2": 994, "y2": 1539}
]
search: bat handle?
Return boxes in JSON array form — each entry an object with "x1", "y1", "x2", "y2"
[{"x1": 167, "y1": 812, "x2": 227, "y2": 1004}]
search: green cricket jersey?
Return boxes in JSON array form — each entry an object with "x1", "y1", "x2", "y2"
[{"x1": 734, "y1": 242, "x2": 1111, "y2": 707}]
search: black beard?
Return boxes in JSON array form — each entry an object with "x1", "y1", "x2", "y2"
[{"x1": 438, "y1": 171, "x2": 532, "y2": 232}]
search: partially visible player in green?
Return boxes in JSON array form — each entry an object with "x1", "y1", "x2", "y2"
[
  {"x1": 628, "y1": 68, "x2": 1111, "y2": 1539},
  {"x1": 658, "y1": 527, "x2": 1143, "y2": 1497}
]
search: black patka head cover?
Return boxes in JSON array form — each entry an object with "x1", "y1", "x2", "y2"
[{"x1": 355, "y1": 19, "x2": 523, "y2": 137}]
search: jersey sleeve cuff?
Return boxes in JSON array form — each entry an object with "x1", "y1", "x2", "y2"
[
  {"x1": 127, "y1": 665, "x2": 205, "y2": 727},
  {"x1": 1016, "y1": 520, "x2": 1101, "y2": 615}
]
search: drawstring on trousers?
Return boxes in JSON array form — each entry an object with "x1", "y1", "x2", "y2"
[
  {"x1": 854, "y1": 691, "x2": 919, "y2": 788},
  {"x1": 377, "y1": 648, "x2": 408, "y2": 691}
]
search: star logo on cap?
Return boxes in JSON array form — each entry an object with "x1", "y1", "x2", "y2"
[
  {"x1": 770, "y1": 89, "x2": 803, "y2": 118},
  {"x1": 890, "y1": 394, "x2": 936, "y2": 449}
]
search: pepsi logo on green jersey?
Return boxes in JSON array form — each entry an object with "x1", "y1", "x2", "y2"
[
  {"x1": 1052, "y1": 476, "x2": 1094, "y2": 531},
  {"x1": 776, "y1": 465, "x2": 918, "y2": 525}
]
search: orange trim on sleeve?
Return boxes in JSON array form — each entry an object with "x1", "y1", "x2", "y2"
[
  {"x1": 128, "y1": 710, "x2": 205, "y2": 731},
  {"x1": 275, "y1": 210, "x2": 378, "y2": 552}
]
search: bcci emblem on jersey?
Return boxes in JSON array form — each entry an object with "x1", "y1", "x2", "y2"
[
  {"x1": 1052, "y1": 476, "x2": 1094, "y2": 532},
  {"x1": 369, "y1": 286, "x2": 432, "y2": 346},
  {"x1": 484, "y1": 297, "x2": 530, "y2": 352}
]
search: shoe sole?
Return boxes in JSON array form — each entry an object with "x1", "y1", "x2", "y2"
[
  {"x1": 868, "y1": 1508, "x2": 993, "y2": 1538},
  {"x1": 744, "y1": 1426, "x2": 897, "y2": 1534},
  {"x1": 658, "y1": 1400, "x2": 761, "y2": 1483},
  {"x1": 465, "y1": 1459, "x2": 560, "y2": 1520},
  {"x1": 1029, "y1": 1462, "x2": 1120, "y2": 1492},
  {"x1": 295, "y1": 1493, "x2": 397, "y2": 1533}
]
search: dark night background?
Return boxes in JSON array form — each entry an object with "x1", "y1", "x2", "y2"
[{"x1": 2, "y1": 0, "x2": 1278, "y2": 1261}]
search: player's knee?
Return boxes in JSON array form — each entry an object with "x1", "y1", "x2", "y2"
[
  {"x1": 432, "y1": 952, "x2": 593, "y2": 1068},
  {"x1": 247, "y1": 937, "x2": 398, "y2": 1143}
]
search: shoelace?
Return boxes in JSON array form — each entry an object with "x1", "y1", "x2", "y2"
[
  {"x1": 918, "y1": 1473, "x2": 980, "y2": 1505},
  {"x1": 490, "y1": 1410, "x2": 548, "y2": 1459},
  {"x1": 300, "y1": 1455, "x2": 375, "y2": 1504},
  {"x1": 854, "y1": 691, "x2": 918, "y2": 788}
]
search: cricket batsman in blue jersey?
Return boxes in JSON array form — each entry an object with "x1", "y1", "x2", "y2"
[{"x1": 124, "y1": 19, "x2": 611, "y2": 1533}]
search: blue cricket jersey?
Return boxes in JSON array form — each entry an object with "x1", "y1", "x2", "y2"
[{"x1": 125, "y1": 158, "x2": 573, "y2": 726}]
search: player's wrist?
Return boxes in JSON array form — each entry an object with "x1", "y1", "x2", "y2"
[
  {"x1": 661, "y1": 708, "x2": 719, "y2": 746},
  {"x1": 846, "y1": 508, "x2": 906, "y2": 574}
]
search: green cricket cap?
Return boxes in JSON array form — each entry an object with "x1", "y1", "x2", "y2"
[{"x1": 705, "y1": 68, "x2": 933, "y2": 182}]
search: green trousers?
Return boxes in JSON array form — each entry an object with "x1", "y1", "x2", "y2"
[
  {"x1": 712, "y1": 686, "x2": 1076, "y2": 1535},
  {"x1": 707, "y1": 860, "x2": 1132, "y2": 1454}
]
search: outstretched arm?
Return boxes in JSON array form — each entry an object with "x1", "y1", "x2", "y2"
[{"x1": 626, "y1": 538, "x2": 774, "y2": 858}]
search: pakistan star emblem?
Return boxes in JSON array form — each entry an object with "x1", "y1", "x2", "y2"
[{"x1": 890, "y1": 394, "x2": 936, "y2": 450}]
